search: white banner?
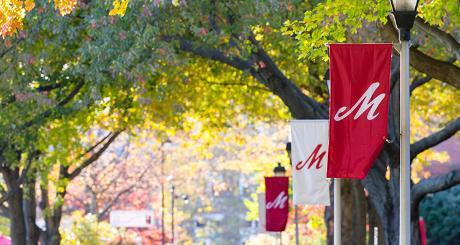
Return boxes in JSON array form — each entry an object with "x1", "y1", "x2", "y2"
[
  {"x1": 291, "y1": 120, "x2": 330, "y2": 205},
  {"x1": 110, "y1": 210, "x2": 155, "y2": 228},
  {"x1": 257, "y1": 193, "x2": 266, "y2": 232}
]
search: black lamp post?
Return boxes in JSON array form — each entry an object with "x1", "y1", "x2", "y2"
[
  {"x1": 170, "y1": 185, "x2": 188, "y2": 244},
  {"x1": 285, "y1": 142, "x2": 291, "y2": 165},
  {"x1": 390, "y1": 0, "x2": 419, "y2": 40},
  {"x1": 388, "y1": 1, "x2": 419, "y2": 244},
  {"x1": 273, "y1": 162, "x2": 286, "y2": 176}
]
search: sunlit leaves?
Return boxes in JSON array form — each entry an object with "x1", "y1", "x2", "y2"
[
  {"x1": 54, "y1": 0, "x2": 77, "y2": 15},
  {"x1": 282, "y1": 0, "x2": 389, "y2": 61},
  {"x1": 109, "y1": 0, "x2": 129, "y2": 16},
  {"x1": 419, "y1": 0, "x2": 460, "y2": 29},
  {"x1": 0, "y1": 0, "x2": 27, "y2": 37},
  {"x1": 24, "y1": 0, "x2": 34, "y2": 11},
  {"x1": 0, "y1": 0, "x2": 79, "y2": 37}
]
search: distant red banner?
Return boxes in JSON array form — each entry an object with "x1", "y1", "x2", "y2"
[
  {"x1": 327, "y1": 44, "x2": 392, "y2": 179},
  {"x1": 265, "y1": 177, "x2": 289, "y2": 232}
]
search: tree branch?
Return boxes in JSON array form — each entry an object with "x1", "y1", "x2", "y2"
[
  {"x1": 410, "y1": 57, "x2": 456, "y2": 95},
  {"x1": 411, "y1": 168, "x2": 460, "y2": 218},
  {"x1": 164, "y1": 35, "x2": 328, "y2": 119},
  {"x1": 380, "y1": 19, "x2": 460, "y2": 89},
  {"x1": 20, "y1": 81, "x2": 85, "y2": 129},
  {"x1": 97, "y1": 163, "x2": 150, "y2": 220},
  {"x1": 17, "y1": 151, "x2": 37, "y2": 185},
  {"x1": 72, "y1": 132, "x2": 114, "y2": 163},
  {"x1": 0, "y1": 38, "x2": 23, "y2": 58},
  {"x1": 67, "y1": 131, "x2": 122, "y2": 180},
  {"x1": 410, "y1": 117, "x2": 460, "y2": 161},
  {"x1": 203, "y1": 81, "x2": 271, "y2": 92},
  {"x1": 414, "y1": 17, "x2": 460, "y2": 60},
  {"x1": 36, "y1": 83, "x2": 64, "y2": 92},
  {"x1": 409, "y1": 75, "x2": 431, "y2": 94},
  {"x1": 247, "y1": 34, "x2": 328, "y2": 119},
  {"x1": 162, "y1": 36, "x2": 253, "y2": 72}
]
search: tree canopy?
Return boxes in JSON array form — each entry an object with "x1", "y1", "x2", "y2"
[{"x1": 0, "y1": 0, "x2": 459, "y2": 244}]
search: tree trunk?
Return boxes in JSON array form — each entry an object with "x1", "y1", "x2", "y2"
[
  {"x1": 40, "y1": 184, "x2": 64, "y2": 245},
  {"x1": 341, "y1": 180, "x2": 366, "y2": 245},
  {"x1": 368, "y1": 196, "x2": 385, "y2": 245},
  {"x1": 9, "y1": 193, "x2": 27, "y2": 245},
  {"x1": 24, "y1": 177, "x2": 40, "y2": 245},
  {"x1": 325, "y1": 180, "x2": 367, "y2": 245},
  {"x1": 3, "y1": 167, "x2": 27, "y2": 245}
]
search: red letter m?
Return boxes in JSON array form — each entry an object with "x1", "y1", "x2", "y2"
[{"x1": 295, "y1": 144, "x2": 326, "y2": 170}]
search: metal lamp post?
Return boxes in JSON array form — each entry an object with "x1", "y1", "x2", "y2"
[
  {"x1": 273, "y1": 162, "x2": 286, "y2": 245},
  {"x1": 389, "y1": 0, "x2": 419, "y2": 244},
  {"x1": 285, "y1": 142, "x2": 299, "y2": 245}
]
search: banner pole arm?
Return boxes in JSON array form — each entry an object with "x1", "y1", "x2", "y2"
[{"x1": 334, "y1": 178, "x2": 341, "y2": 245}]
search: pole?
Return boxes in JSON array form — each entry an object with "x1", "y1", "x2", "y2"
[
  {"x1": 294, "y1": 205, "x2": 299, "y2": 245},
  {"x1": 161, "y1": 181, "x2": 165, "y2": 245},
  {"x1": 279, "y1": 232, "x2": 282, "y2": 245},
  {"x1": 171, "y1": 186, "x2": 175, "y2": 244},
  {"x1": 374, "y1": 227, "x2": 378, "y2": 245},
  {"x1": 334, "y1": 178, "x2": 341, "y2": 245},
  {"x1": 161, "y1": 155, "x2": 165, "y2": 245},
  {"x1": 400, "y1": 40, "x2": 411, "y2": 245}
]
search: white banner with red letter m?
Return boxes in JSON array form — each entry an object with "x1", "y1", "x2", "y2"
[{"x1": 291, "y1": 120, "x2": 330, "y2": 205}]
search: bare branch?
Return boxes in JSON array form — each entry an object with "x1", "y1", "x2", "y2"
[
  {"x1": 414, "y1": 17, "x2": 460, "y2": 60},
  {"x1": 409, "y1": 75, "x2": 431, "y2": 94},
  {"x1": 98, "y1": 166, "x2": 150, "y2": 220},
  {"x1": 67, "y1": 131, "x2": 122, "y2": 180},
  {"x1": 72, "y1": 132, "x2": 114, "y2": 163},
  {"x1": 204, "y1": 81, "x2": 271, "y2": 92},
  {"x1": 411, "y1": 117, "x2": 460, "y2": 161},
  {"x1": 411, "y1": 168, "x2": 460, "y2": 218}
]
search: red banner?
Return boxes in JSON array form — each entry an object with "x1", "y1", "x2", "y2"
[
  {"x1": 327, "y1": 44, "x2": 392, "y2": 179},
  {"x1": 265, "y1": 177, "x2": 289, "y2": 232}
]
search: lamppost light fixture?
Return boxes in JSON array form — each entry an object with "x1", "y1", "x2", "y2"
[
  {"x1": 273, "y1": 162, "x2": 286, "y2": 176},
  {"x1": 389, "y1": 0, "x2": 419, "y2": 11},
  {"x1": 389, "y1": 0, "x2": 420, "y2": 41}
]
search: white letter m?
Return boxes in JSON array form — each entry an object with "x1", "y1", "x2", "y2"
[{"x1": 334, "y1": 82, "x2": 385, "y2": 121}]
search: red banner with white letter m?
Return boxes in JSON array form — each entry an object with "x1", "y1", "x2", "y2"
[
  {"x1": 265, "y1": 177, "x2": 289, "y2": 232},
  {"x1": 327, "y1": 44, "x2": 392, "y2": 179}
]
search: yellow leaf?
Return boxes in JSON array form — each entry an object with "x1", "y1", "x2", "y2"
[
  {"x1": 54, "y1": 0, "x2": 77, "y2": 15},
  {"x1": 24, "y1": 0, "x2": 35, "y2": 12},
  {"x1": 109, "y1": 0, "x2": 129, "y2": 16}
]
